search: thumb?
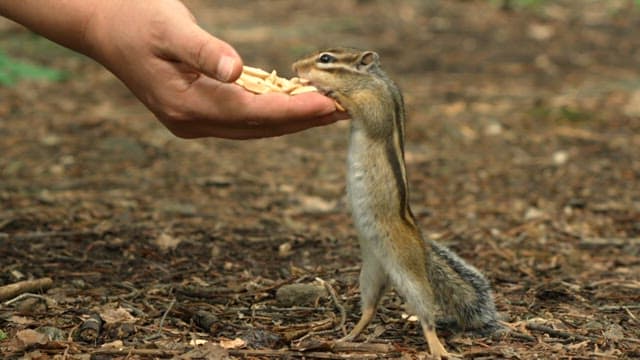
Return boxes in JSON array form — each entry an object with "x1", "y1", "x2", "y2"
[{"x1": 169, "y1": 25, "x2": 243, "y2": 83}]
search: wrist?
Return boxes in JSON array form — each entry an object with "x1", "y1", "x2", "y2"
[
  {"x1": 0, "y1": 1, "x2": 103, "y2": 57},
  {"x1": 80, "y1": 0, "x2": 128, "y2": 67}
]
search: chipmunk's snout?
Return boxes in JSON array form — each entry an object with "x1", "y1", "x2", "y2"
[{"x1": 291, "y1": 67, "x2": 328, "y2": 93}]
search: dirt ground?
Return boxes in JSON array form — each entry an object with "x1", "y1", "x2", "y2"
[{"x1": 1, "y1": 0, "x2": 639, "y2": 359}]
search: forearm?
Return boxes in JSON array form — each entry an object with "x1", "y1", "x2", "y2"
[
  {"x1": 0, "y1": 0, "x2": 342, "y2": 139},
  {"x1": 0, "y1": 0, "x2": 111, "y2": 58}
]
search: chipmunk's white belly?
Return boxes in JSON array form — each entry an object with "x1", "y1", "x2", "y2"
[{"x1": 347, "y1": 129, "x2": 398, "y2": 248}]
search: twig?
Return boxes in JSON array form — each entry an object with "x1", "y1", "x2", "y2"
[
  {"x1": 300, "y1": 351, "x2": 398, "y2": 359},
  {"x1": 0, "y1": 277, "x2": 53, "y2": 301},
  {"x1": 11, "y1": 229, "x2": 101, "y2": 241},
  {"x1": 175, "y1": 285, "x2": 239, "y2": 298},
  {"x1": 317, "y1": 277, "x2": 347, "y2": 333},
  {"x1": 282, "y1": 318, "x2": 335, "y2": 342},
  {"x1": 228, "y1": 349, "x2": 292, "y2": 358},
  {"x1": 588, "y1": 351, "x2": 622, "y2": 359},
  {"x1": 91, "y1": 348, "x2": 181, "y2": 357},
  {"x1": 331, "y1": 341, "x2": 395, "y2": 353},
  {"x1": 2, "y1": 292, "x2": 54, "y2": 308},
  {"x1": 580, "y1": 237, "x2": 640, "y2": 248},
  {"x1": 270, "y1": 306, "x2": 332, "y2": 312},
  {"x1": 623, "y1": 306, "x2": 639, "y2": 324},
  {"x1": 600, "y1": 304, "x2": 640, "y2": 311},
  {"x1": 7, "y1": 223, "x2": 155, "y2": 242},
  {"x1": 156, "y1": 298, "x2": 175, "y2": 335},
  {"x1": 294, "y1": 278, "x2": 347, "y2": 343},
  {"x1": 525, "y1": 323, "x2": 594, "y2": 342},
  {"x1": 228, "y1": 348, "x2": 398, "y2": 359},
  {"x1": 62, "y1": 344, "x2": 70, "y2": 360}
]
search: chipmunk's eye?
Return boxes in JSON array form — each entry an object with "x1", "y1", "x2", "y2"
[{"x1": 318, "y1": 53, "x2": 336, "y2": 64}]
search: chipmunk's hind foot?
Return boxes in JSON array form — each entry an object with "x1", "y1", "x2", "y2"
[
  {"x1": 423, "y1": 324, "x2": 460, "y2": 360},
  {"x1": 338, "y1": 306, "x2": 377, "y2": 342}
]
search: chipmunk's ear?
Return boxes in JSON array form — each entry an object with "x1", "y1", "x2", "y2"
[{"x1": 357, "y1": 51, "x2": 379, "y2": 70}]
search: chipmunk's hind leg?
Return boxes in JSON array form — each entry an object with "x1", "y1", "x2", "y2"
[
  {"x1": 386, "y1": 256, "x2": 452, "y2": 358},
  {"x1": 339, "y1": 253, "x2": 388, "y2": 341}
]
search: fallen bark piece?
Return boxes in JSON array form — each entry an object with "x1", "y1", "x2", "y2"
[
  {"x1": 0, "y1": 277, "x2": 53, "y2": 301},
  {"x1": 293, "y1": 338, "x2": 395, "y2": 353},
  {"x1": 74, "y1": 312, "x2": 103, "y2": 343}
]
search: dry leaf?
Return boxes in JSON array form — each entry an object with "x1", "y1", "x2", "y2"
[
  {"x1": 179, "y1": 341, "x2": 228, "y2": 360},
  {"x1": 189, "y1": 339, "x2": 209, "y2": 346},
  {"x1": 8, "y1": 316, "x2": 34, "y2": 325},
  {"x1": 401, "y1": 313, "x2": 419, "y2": 322},
  {"x1": 16, "y1": 329, "x2": 49, "y2": 348},
  {"x1": 101, "y1": 340, "x2": 124, "y2": 349},
  {"x1": 155, "y1": 232, "x2": 182, "y2": 252},
  {"x1": 100, "y1": 307, "x2": 136, "y2": 324},
  {"x1": 296, "y1": 195, "x2": 335, "y2": 214},
  {"x1": 219, "y1": 337, "x2": 246, "y2": 349}
]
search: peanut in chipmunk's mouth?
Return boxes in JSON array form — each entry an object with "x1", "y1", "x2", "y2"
[
  {"x1": 321, "y1": 88, "x2": 346, "y2": 112},
  {"x1": 303, "y1": 81, "x2": 331, "y2": 96}
]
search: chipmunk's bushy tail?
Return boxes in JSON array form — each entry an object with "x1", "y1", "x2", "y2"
[{"x1": 426, "y1": 240, "x2": 500, "y2": 334}]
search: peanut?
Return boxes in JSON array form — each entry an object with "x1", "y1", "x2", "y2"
[{"x1": 234, "y1": 66, "x2": 345, "y2": 111}]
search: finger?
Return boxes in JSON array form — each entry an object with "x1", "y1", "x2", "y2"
[
  {"x1": 166, "y1": 112, "x2": 343, "y2": 140},
  {"x1": 186, "y1": 78, "x2": 342, "y2": 127},
  {"x1": 159, "y1": 20, "x2": 243, "y2": 82},
  {"x1": 242, "y1": 91, "x2": 346, "y2": 124}
]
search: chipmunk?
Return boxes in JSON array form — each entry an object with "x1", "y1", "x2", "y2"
[{"x1": 293, "y1": 48, "x2": 499, "y2": 359}]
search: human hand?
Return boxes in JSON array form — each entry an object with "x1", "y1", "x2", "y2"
[{"x1": 85, "y1": 0, "x2": 345, "y2": 139}]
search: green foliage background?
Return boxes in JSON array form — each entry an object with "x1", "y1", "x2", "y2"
[{"x1": 0, "y1": 50, "x2": 65, "y2": 86}]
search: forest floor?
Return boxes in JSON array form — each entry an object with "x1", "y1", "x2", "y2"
[{"x1": 1, "y1": 0, "x2": 639, "y2": 359}]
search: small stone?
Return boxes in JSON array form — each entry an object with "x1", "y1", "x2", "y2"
[
  {"x1": 297, "y1": 195, "x2": 335, "y2": 214},
  {"x1": 584, "y1": 320, "x2": 604, "y2": 330},
  {"x1": 603, "y1": 324, "x2": 624, "y2": 341},
  {"x1": 71, "y1": 279, "x2": 87, "y2": 289},
  {"x1": 275, "y1": 283, "x2": 328, "y2": 307},
  {"x1": 242, "y1": 329, "x2": 282, "y2": 349},
  {"x1": 524, "y1": 207, "x2": 545, "y2": 221},
  {"x1": 40, "y1": 134, "x2": 61, "y2": 146},
  {"x1": 624, "y1": 90, "x2": 640, "y2": 117},
  {"x1": 36, "y1": 326, "x2": 66, "y2": 341},
  {"x1": 278, "y1": 242, "x2": 293, "y2": 257},
  {"x1": 528, "y1": 23, "x2": 555, "y2": 41},
  {"x1": 484, "y1": 122, "x2": 503, "y2": 136},
  {"x1": 552, "y1": 150, "x2": 569, "y2": 165},
  {"x1": 154, "y1": 232, "x2": 182, "y2": 252}
]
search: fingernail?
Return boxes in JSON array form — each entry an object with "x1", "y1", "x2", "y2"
[{"x1": 216, "y1": 55, "x2": 236, "y2": 82}]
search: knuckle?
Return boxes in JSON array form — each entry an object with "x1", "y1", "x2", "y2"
[{"x1": 191, "y1": 37, "x2": 215, "y2": 73}]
